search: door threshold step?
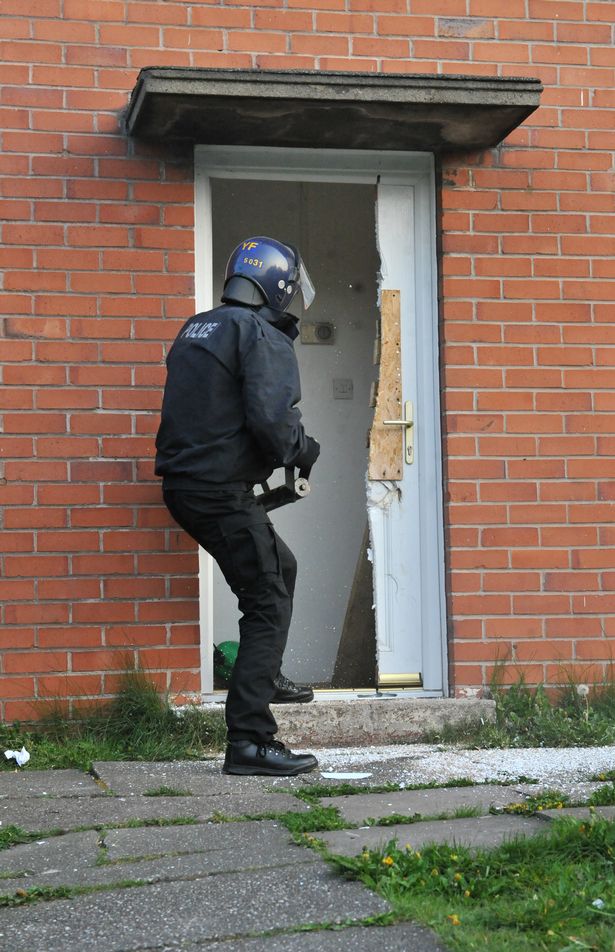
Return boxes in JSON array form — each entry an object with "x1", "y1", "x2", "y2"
[{"x1": 196, "y1": 696, "x2": 495, "y2": 747}]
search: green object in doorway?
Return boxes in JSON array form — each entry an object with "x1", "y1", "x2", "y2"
[{"x1": 214, "y1": 641, "x2": 239, "y2": 686}]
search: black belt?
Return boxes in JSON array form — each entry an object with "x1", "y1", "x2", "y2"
[{"x1": 164, "y1": 480, "x2": 254, "y2": 492}]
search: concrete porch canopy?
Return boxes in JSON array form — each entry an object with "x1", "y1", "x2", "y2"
[{"x1": 124, "y1": 68, "x2": 542, "y2": 152}]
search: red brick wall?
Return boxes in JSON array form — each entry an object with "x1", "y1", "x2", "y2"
[{"x1": 1, "y1": 0, "x2": 614, "y2": 717}]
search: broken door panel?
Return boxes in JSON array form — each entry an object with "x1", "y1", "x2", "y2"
[{"x1": 368, "y1": 289, "x2": 403, "y2": 481}]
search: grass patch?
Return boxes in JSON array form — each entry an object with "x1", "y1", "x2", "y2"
[
  {"x1": 208, "y1": 804, "x2": 353, "y2": 839},
  {"x1": 362, "y1": 807, "x2": 483, "y2": 829},
  {"x1": 295, "y1": 778, "x2": 477, "y2": 805},
  {"x1": 114, "y1": 817, "x2": 199, "y2": 829},
  {"x1": 588, "y1": 784, "x2": 615, "y2": 808},
  {"x1": 448, "y1": 806, "x2": 484, "y2": 820},
  {"x1": 0, "y1": 826, "x2": 56, "y2": 851},
  {"x1": 297, "y1": 782, "x2": 403, "y2": 800},
  {"x1": 1, "y1": 885, "x2": 77, "y2": 907},
  {"x1": 142, "y1": 786, "x2": 193, "y2": 797},
  {"x1": 425, "y1": 671, "x2": 615, "y2": 749},
  {"x1": 0, "y1": 669, "x2": 226, "y2": 772},
  {"x1": 593, "y1": 770, "x2": 615, "y2": 783},
  {"x1": 330, "y1": 816, "x2": 615, "y2": 951},
  {"x1": 0, "y1": 879, "x2": 149, "y2": 909},
  {"x1": 497, "y1": 791, "x2": 571, "y2": 816},
  {"x1": 279, "y1": 805, "x2": 353, "y2": 837},
  {"x1": 364, "y1": 812, "x2": 423, "y2": 827}
]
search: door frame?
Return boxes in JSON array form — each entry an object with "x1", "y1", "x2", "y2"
[{"x1": 193, "y1": 145, "x2": 447, "y2": 698}]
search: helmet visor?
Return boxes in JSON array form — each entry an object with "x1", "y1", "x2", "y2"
[{"x1": 299, "y1": 260, "x2": 316, "y2": 310}]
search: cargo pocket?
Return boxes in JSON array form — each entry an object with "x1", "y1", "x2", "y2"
[{"x1": 219, "y1": 509, "x2": 281, "y2": 590}]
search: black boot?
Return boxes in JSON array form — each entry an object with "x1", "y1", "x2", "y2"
[
  {"x1": 222, "y1": 740, "x2": 318, "y2": 776},
  {"x1": 272, "y1": 673, "x2": 314, "y2": 704}
]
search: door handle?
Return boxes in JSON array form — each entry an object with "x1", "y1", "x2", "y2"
[{"x1": 383, "y1": 400, "x2": 414, "y2": 465}]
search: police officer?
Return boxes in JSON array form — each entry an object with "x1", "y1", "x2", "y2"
[{"x1": 156, "y1": 237, "x2": 320, "y2": 776}]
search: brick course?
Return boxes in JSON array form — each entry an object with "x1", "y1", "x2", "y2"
[{"x1": 0, "y1": 0, "x2": 614, "y2": 716}]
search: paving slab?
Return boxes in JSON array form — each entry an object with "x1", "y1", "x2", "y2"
[
  {"x1": 140, "y1": 922, "x2": 448, "y2": 951},
  {"x1": 322, "y1": 784, "x2": 520, "y2": 823},
  {"x1": 2, "y1": 849, "x2": 316, "y2": 895},
  {"x1": 0, "y1": 830, "x2": 100, "y2": 880},
  {"x1": 0, "y1": 821, "x2": 317, "y2": 893},
  {"x1": 0, "y1": 790, "x2": 307, "y2": 834},
  {"x1": 0, "y1": 864, "x2": 390, "y2": 952},
  {"x1": 92, "y1": 760, "x2": 314, "y2": 796},
  {"x1": 0, "y1": 769, "x2": 101, "y2": 798},
  {"x1": 318, "y1": 814, "x2": 547, "y2": 856},
  {"x1": 102, "y1": 817, "x2": 298, "y2": 861},
  {"x1": 30, "y1": 744, "x2": 615, "y2": 797},
  {"x1": 541, "y1": 805, "x2": 615, "y2": 822}
]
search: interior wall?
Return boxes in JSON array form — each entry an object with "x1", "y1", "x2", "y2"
[{"x1": 210, "y1": 179, "x2": 379, "y2": 684}]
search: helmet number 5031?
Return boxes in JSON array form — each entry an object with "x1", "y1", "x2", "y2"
[{"x1": 243, "y1": 256, "x2": 263, "y2": 269}]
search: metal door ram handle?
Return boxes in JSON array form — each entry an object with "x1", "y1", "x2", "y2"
[{"x1": 258, "y1": 467, "x2": 311, "y2": 512}]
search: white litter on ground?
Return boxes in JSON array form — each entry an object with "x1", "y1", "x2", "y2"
[
  {"x1": 320, "y1": 772, "x2": 373, "y2": 780},
  {"x1": 4, "y1": 746, "x2": 30, "y2": 767},
  {"x1": 310, "y1": 743, "x2": 615, "y2": 786}
]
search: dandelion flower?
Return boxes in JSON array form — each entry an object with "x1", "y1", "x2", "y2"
[
  {"x1": 464, "y1": 889, "x2": 471, "y2": 898},
  {"x1": 576, "y1": 684, "x2": 590, "y2": 698},
  {"x1": 382, "y1": 855, "x2": 394, "y2": 867},
  {"x1": 447, "y1": 914, "x2": 461, "y2": 926},
  {"x1": 454, "y1": 872, "x2": 463, "y2": 882}
]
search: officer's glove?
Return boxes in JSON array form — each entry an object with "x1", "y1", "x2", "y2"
[{"x1": 296, "y1": 436, "x2": 320, "y2": 475}]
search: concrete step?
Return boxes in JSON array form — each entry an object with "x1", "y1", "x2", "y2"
[{"x1": 201, "y1": 695, "x2": 496, "y2": 747}]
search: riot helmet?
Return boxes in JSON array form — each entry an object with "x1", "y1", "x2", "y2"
[{"x1": 222, "y1": 236, "x2": 315, "y2": 313}]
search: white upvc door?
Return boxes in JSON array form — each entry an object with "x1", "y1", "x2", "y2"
[
  {"x1": 194, "y1": 145, "x2": 447, "y2": 697},
  {"x1": 370, "y1": 178, "x2": 447, "y2": 693}
]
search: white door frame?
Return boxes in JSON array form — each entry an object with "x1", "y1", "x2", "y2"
[{"x1": 194, "y1": 145, "x2": 447, "y2": 698}]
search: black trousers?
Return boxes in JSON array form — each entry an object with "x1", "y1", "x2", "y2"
[{"x1": 163, "y1": 488, "x2": 297, "y2": 744}]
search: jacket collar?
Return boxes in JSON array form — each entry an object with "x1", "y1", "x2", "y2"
[{"x1": 255, "y1": 305, "x2": 300, "y2": 340}]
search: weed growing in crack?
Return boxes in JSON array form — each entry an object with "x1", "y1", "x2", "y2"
[{"x1": 143, "y1": 786, "x2": 193, "y2": 797}]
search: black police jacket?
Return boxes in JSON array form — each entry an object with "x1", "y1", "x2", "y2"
[{"x1": 155, "y1": 303, "x2": 319, "y2": 489}]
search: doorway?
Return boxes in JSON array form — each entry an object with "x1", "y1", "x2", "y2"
[
  {"x1": 209, "y1": 179, "x2": 379, "y2": 687},
  {"x1": 195, "y1": 147, "x2": 447, "y2": 698}
]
